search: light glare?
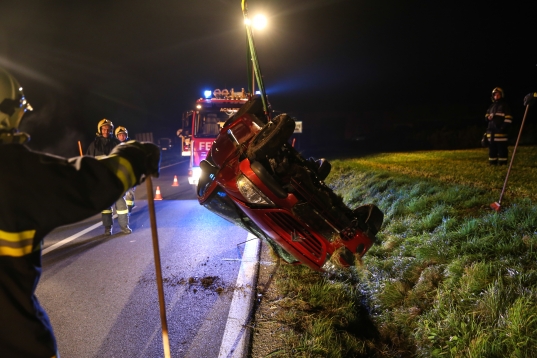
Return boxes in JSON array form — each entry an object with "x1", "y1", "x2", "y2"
[{"x1": 252, "y1": 15, "x2": 267, "y2": 30}]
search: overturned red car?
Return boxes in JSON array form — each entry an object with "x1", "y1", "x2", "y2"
[{"x1": 197, "y1": 96, "x2": 383, "y2": 271}]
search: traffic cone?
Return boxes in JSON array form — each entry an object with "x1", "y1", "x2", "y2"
[
  {"x1": 154, "y1": 186, "x2": 163, "y2": 200},
  {"x1": 172, "y1": 175, "x2": 179, "y2": 186}
]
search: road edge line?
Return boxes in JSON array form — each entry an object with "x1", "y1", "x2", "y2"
[{"x1": 218, "y1": 233, "x2": 260, "y2": 358}]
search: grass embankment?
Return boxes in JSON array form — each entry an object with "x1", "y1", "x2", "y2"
[{"x1": 261, "y1": 146, "x2": 537, "y2": 357}]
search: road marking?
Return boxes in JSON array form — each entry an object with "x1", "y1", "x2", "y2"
[
  {"x1": 42, "y1": 215, "x2": 117, "y2": 256},
  {"x1": 160, "y1": 159, "x2": 188, "y2": 169},
  {"x1": 222, "y1": 258, "x2": 273, "y2": 265},
  {"x1": 42, "y1": 222, "x2": 101, "y2": 255},
  {"x1": 218, "y1": 233, "x2": 260, "y2": 358}
]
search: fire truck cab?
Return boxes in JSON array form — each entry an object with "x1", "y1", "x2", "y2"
[{"x1": 185, "y1": 88, "x2": 249, "y2": 185}]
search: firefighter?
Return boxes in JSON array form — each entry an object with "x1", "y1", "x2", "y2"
[
  {"x1": 115, "y1": 125, "x2": 136, "y2": 213},
  {"x1": 87, "y1": 119, "x2": 131, "y2": 235},
  {"x1": 485, "y1": 87, "x2": 513, "y2": 165},
  {"x1": 0, "y1": 67, "x2": 161, "y2": 357}
]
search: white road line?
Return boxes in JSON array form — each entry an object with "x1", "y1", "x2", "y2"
[
  {"x1": 42, "y1": 216, "x2": 116, "y2": 256},
  {"x1": 160, "y1": 159, "x2": 188, "y2": 169},
  {"x1": 42, "y1": 222, "x2": 101, "y2": 255},
  {"x1": 218, "y1": 233, "x2": 260, "y2": 358}
]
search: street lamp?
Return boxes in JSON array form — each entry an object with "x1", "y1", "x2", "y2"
[{"x1": 252, "y1": 14, "x2": 267, "y2": 30}]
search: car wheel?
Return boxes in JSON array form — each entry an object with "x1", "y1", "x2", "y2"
[
  {"x1": 316, "y1": 158, "x2": 332, "y2": 181},
  {"x1": 247, "y1": 114, "x2": 295, "y2": 161},
  {"x1": 353, "y1": 204, "x2": 384, "y2": 237}
]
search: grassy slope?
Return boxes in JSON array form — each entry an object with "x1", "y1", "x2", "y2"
[{"x1": 263, "y1": 146, "x2": 537, "y2": 357}]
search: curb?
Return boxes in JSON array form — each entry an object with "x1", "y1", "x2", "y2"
[{"x1": 218, "y1": 233, "x2": 260, "y2": 357}]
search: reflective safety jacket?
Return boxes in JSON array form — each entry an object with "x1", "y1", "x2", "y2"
[
  {"x1": 86, "y1": 135, "x2": 120, "y2": 158},
  {"x1": 485, "y1": 99, "x2": 513, "y2": 142},
  {"x1": 0, "y1": 143, "x2": 143, "y2": 357}
]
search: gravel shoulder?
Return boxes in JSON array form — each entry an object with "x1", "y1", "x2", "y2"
[{"x1": 247, "y1": 240, "x2": 288, "y2": 358}]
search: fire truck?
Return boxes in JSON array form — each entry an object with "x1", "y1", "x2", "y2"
[{"x1": 183, "y1": 88, "x2": 249, "y2": 185}]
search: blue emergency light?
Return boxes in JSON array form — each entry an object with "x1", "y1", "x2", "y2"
[{"x1": 204, "y1": 90, "x2": 212, "y2": 99}]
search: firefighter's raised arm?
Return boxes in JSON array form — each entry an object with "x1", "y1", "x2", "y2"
[
  {"x1": 104, "y1": 140, "x2": 161, "y2": 188},
  {"x1": 524, "y1": 92, "x2": 537, "y2": 107}
]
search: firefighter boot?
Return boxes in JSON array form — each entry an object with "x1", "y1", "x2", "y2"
[
  {"x1": 102, "y1": 208, "x2": 113, "y2": 236},
  {"x1": 118, "y1": 213, "x2": 131, "y2": 234}
]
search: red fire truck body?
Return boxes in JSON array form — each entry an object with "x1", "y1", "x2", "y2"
[{"x1": 185, "y1": 88, "x2": 248, "y2": 185}]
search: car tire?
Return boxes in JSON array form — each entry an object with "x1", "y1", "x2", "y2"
[
  {"x1": 247, "y1": 114, "x2": 295, "y2": 161},
  {"x1": 353, "y1": 204, "x2": 384, "y2": 237},
  {"x1": 316, "y1": 158, "x2": 332, "y2": 181}
]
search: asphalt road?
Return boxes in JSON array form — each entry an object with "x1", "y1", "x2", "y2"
[{"x1": 37, "y1": 158, "x2": 254, "y2": 357}]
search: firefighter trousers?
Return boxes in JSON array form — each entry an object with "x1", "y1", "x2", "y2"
[
  {"x1": 489, "y1": 140, "x2": 508, "y2": 165},
  {"x1": 125, "y1": 187, "x2": 135, "y2": 212},
  {"x1": 102, "y1": 195, "x2": 129, "y2": 228}
]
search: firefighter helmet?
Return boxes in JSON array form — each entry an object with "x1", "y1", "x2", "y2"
[
  {"x1": 0, "y1": 67, "x2": 33, "y2": 143},
  {"x1": 492, "y1": 87, "x2": 504, "y2": 99},
  {"x1": 115, "y1": 126, "x2": 128, "y2": 139},
  {"x1": 97, "y1": 118, "x2": 114, "y2": 136}
]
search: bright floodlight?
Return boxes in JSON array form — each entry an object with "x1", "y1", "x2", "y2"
[
  {"x1": 204, "y1": 90, "x2": 212, "y2": 98},
  {"x1": 252, "y1": 14, "x2": 267, "y2": 30}
]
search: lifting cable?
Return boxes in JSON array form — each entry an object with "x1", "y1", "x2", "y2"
[{"x1": 241, "y1": 0, "x2": 270, "y2": 119}]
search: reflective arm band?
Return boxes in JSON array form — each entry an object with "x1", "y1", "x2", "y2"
[
  {"x1": 98, "y1": 155, "x2": 137, "y2": 192},
  {"x1": 0, "y1": 229, "x2": 36, "y2": 257}
]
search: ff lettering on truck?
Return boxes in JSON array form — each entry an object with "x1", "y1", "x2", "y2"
[{"x1": 199, "y1": 141, "x2": 212, "y2": 151}]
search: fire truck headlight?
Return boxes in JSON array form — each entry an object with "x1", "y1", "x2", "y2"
[
  {"x1": 191, "y1": 167, "x2": 202, "y2": 180},
  {"x1": 237, "y1": 175, "x2": 275, "y2": 206}
]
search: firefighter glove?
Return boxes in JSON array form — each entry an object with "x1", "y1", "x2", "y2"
[
  {"x1": 524, "y1": 92, "x2": 537, "y2": 107},
  {"x1": 110, "y1": 141, "x2": 161, "y2": 184},
  {"x1": 140, "y1": 142, "x2": 161, "y2": 179}
]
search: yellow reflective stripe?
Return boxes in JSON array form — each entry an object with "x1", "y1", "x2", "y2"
[
  {"x1": 98, "y1": 155, "x2": 137, "y2": 192},
  {"x1": 116, "y1": 209, "x2": 129, "y2": 215},
  {"x1": 0, "y1": 229, "x2": 36, "y2": 257},
  {"x1": 115, "y1": 156, "x2": 136, "y2": 192},
  {"x1": 102, "y1": 210, "x2": 113, "y2": 214},
  {"x1": 126, "y1": 200, "x2": 134, "y2": 205}
]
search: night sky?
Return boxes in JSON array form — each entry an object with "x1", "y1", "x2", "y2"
[{"x1": 0, "y1": 0, "x2": 535, "y2": 156}]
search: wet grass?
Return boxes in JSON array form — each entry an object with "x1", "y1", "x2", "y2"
[{"x1": 259, "y1": 145, "x2": 537, "y2": 357}]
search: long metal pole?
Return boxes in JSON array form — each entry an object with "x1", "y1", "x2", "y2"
[
  {"x1": 145, "y1": 176, "x2": 171, "y2": 358},
  {"x1": 492, "y1": 104, "x2": 530, "y2": 210}
]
